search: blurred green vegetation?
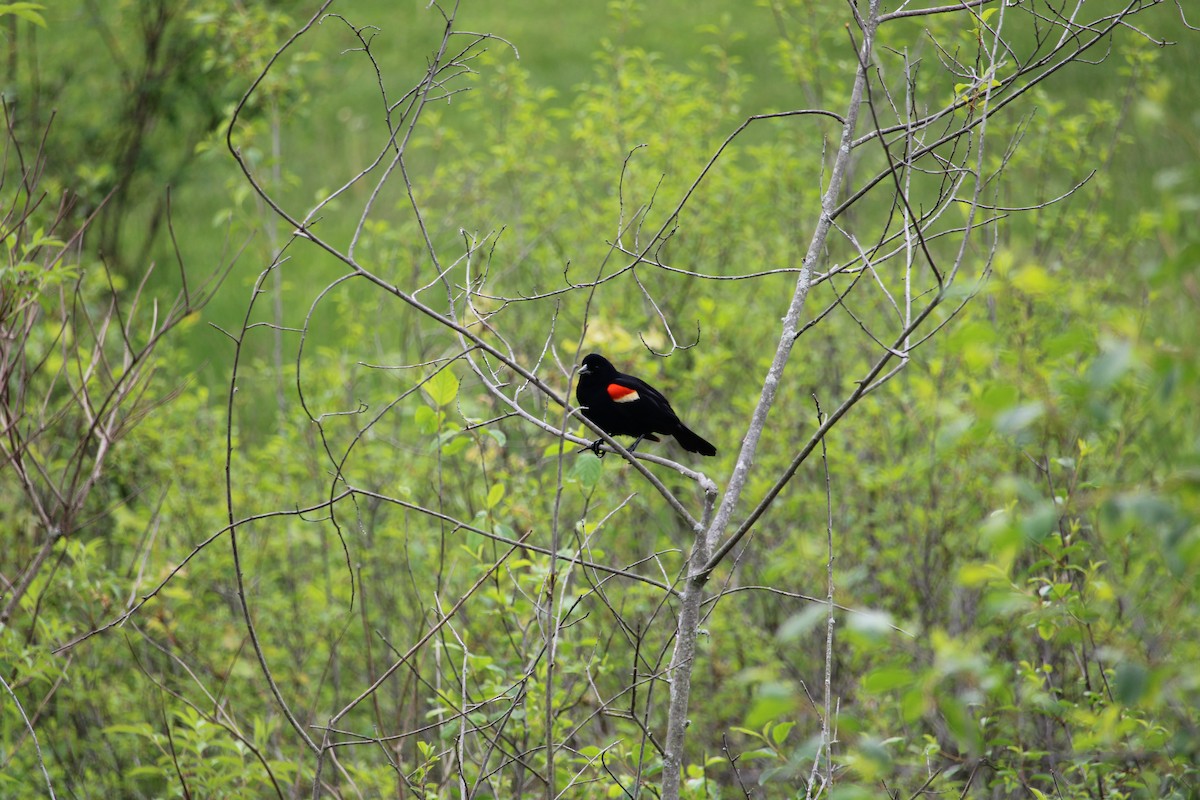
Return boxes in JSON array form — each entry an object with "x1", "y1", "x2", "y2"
[{"x1": 2, "y1": 0, "x2": 1198, "y2": 797}]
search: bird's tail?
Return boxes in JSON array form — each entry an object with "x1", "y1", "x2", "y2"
[{"x1": 673, "y1": 424, "x2": 717, "y2": 456}]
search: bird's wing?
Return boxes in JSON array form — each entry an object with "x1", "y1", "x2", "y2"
[{"x1": 610, "y1": 375, "x2": 676, "y2": 413}]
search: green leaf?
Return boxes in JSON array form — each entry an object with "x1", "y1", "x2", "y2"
[
  {"x1": 958, "y1": 561, "x2": 1007, "y2": 587},
  {"x1": 443, "y1": 435, "x2": 470, "y2": 457},
  {"x1": 863, "y1": 666, "x2": 914, "y2": 693},
  {"x1": 845, "y1": 609, "x2": 894, "y2": 640},
  {"x1": 102, "y1": 723, "x2": 156, "y2": 737},
  {"x1": 736, "y1": 747, "x2": 778, "y2": 762},
  {"x1": 1114, "y1": 661, "x2": 1148, "y2": 705},
  {"x1": 1086, "y1": 339, "x2": 1134, "y2": 390},
  {"x1": 424, "y1": 368, "x2": 459, "y2": 407},
  {"x1": 1153, "y1": 241, "x2": 1200, "y2": 287},
  {"x1": 414, "y1": 405, "x2": 439, "y2": 434},
  {"x1": 1021, "y1": 502, "x2": 1058, "y2": 544},
  {"x1": 994, "y1": 402, "x2": 1044, "y2": 435},
  {"x1": 901, "y1": 687, "x2": 926, "y2": 723},
  {"x1": 570, "y1": 454, "x2": 602, "y2": 488},
  {"x1": 728, "y1": 726, "x2": 762, "y2": 741},
  {"x1": 776, "y1": 604, "x2": 826, "y2": 642},
  {"x1": 1044, "y1": 325, "x2": 1092, "y2": 359},
  {"x1": 0, "y1": 3, "x2": 47, "y2": 27},
  {"x1": 743, "y1": 682, "x2": 797, "y2": 729},
  {"x1": 486, "y1": 483, "x2": 505, "y2": 509},
  {"x1": 976, "y1": 381, "x2": 1018, "y2": 413},
  {"x1": 938, "y1": 694, "x2": 981, "y2": 754},
  {"x1": 1012, "y1": 263, "x2": 1053, "y2": 295}
]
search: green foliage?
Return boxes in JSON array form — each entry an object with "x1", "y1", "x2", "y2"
[
  {"x1": 1, "y1": 1, "x2": 1197, "y2": 798},
  {"x1": 0, "y1": 3, "x2": 46, "y2": 27}
]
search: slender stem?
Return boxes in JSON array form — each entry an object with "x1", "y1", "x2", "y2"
[
  {"x1": 0, "y1": 673, "x2": 57, "y2": 799},
  {"x1": 821, "y1": 397, "x2": 835, "y2": 792}
]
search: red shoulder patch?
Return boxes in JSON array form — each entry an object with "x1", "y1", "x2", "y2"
[{"x1": 606, "y1": 383, "x2": 640, "y2": 403}]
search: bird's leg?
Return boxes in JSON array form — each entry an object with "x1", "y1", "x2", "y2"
[
  {"x1": 587, "y1": 439, "x2": 607, "y2": 458},
  {"x1": 628, "y1": 435, "x2": 646, "y2": 453}
]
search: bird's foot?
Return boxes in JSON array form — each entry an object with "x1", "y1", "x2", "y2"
[{"x1": 587, "y1": 439, "x2": 607, "y2": 459}]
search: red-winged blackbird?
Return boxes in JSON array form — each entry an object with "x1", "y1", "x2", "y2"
[{"x1": 575, "y1": 353, "x2": 717, "y2": 457}]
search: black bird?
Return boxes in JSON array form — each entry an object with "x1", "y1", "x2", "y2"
[{"x1": 575, "y1": 353, "x2": 717, "y2": 457}]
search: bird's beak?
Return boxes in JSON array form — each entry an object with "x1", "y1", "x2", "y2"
[{"x1": 577, "y1": 364, "x2": 590, "y2": 375}]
